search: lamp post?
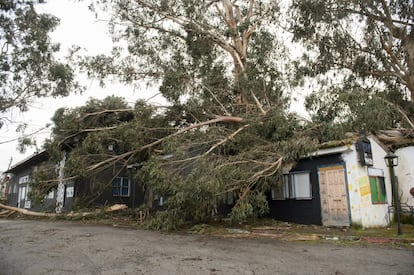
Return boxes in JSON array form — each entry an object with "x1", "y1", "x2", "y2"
[{"x1": 384, "y1": 151, "x2": 402, "y2": 235}]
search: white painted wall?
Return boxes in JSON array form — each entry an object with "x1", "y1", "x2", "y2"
[
  {"x1": 0, "y1": 175, "x2": 6, "y2": 198},
  {"x1": 395, "y1": 146, "x2": 414, "y2": 206},
  {"x1": 341, "y1": 138, "x2": 391, "y2": 228}
]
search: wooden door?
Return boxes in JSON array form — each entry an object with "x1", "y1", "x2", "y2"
[{"x1": 318, "y1": 165, "x2": 350, "y2": 227}]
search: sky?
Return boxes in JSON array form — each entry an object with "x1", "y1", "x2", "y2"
[
  {"x1": 0, "y1": 0, "x2": 163, "y2": 171},
  {"x1": 0, "y1": 0, "x2": 308, "y2": 172}
]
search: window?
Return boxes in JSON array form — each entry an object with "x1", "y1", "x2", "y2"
[
  {"x1": 369, "y1": 176, "x2": 387, "y2": 204},
  {"x1": 271, "y1": 171, "x2": 312, "y2": 200},
  {"x1": 293, "y1": 172, "x2": 312, "y2": 199},
  {"x1": 357, "y1": 137, "x2": 373, "y2": 166},
  {"x1": 153, "y1": 193, "x2": 165, "y2": 206},
  {"x1": 19, "y1": 186, "x2": 26, "y2": 200},
  {"x1": 18, "y1": 175, "x2": 30, "y2": 184},
  {"x1": 271, "y1": 175, "x2": 289, "y2": 200},
  {"x1": 46, "y1": 189, "x2": 55, "y2": 199},
  {"x1": 226, "y1": 191, "x2": 234, "y2": 205},
  {"x1": 112, "y1": 177, "x2": 130, "y2": 197}
]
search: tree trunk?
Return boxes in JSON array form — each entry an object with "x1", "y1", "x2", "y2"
[
  {"x1": 404, "y1": 29, "x2": 414, "y2": 102},
  {"x1": 0, "y1": 203, "x2": 127, "y2": 217}
]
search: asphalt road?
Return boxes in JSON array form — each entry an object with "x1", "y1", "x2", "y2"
[{"x1": 0, "y1": 219, "x2": 413, "y2": 275}]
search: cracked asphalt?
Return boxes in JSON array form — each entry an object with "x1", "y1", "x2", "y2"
[{"x1": 0, "y1": 219, "x2": 413, "y2": 274}]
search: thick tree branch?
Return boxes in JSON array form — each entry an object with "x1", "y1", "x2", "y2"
[
  {"x1": 235, "y1": 157, "x2": 283, "y2": 208},
  {"x1": 376, "y1": 97, "x2": 414, "y2": 128},
  {"x1": 0, "y1": 202, "x2": 127, "y2": 217},
  {"x1": 85, "y1": 116, "x2": 244, "y2": 172},
  {"x1": 58, "y1": 126, "x2": 119, "y2": 146},
  {"x1": 80, "y1": 108, "x2": 135, "y2": 120},
  {"x1": 164, "y1": 124, "x2": 250, "y2": 165}
]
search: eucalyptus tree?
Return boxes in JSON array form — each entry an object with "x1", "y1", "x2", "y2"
[
  {"x1": 33, "y1": 96, "x2": 168, "y2": 204},
  {"x1": 0, "y1": 0, "x2": 79, "y2": 127},
  {"x1": 84, "y1": 0, "x2": 288, "y2": 115},
  {"x1": 290, "y1": 0, "x2": 414, "y2": 130},
  {"x1": 57, "y1": 0, "x2": 316, "y2": 228},
  {"x1": 39, "y1": 95, "x2": 312, "y2": 228}
]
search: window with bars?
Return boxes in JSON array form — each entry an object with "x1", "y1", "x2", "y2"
[{"x1": 112, "y1": 177, "x2": 130, "y2": 197}]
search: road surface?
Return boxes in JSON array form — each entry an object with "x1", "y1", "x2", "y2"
[{"x1": 0, "y1": 220, "x2": 413, "y2": 274}]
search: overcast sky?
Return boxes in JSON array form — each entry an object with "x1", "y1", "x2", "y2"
[{"x1": 0, "y1": 0, "x2": 162, "y2": 171}]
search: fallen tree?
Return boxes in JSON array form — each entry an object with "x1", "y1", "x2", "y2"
[
  {"x1": 0, "y1": 203, "x2": 127, "y2": 218},
  {"x1": 24, "y1": 0, "x2": 414, "y2": 231}
]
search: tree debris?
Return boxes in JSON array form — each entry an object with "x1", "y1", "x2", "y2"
[{"x1": 0, "y1": 203, "x2": 127, "y2": 218}]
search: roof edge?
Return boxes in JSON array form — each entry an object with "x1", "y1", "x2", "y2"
[
  {"x1": 310, "y1": 144, "x2": 353, "y2": 157},
  {"x1": 4, "y1": 149, "x2": 48, "y2": 174}
]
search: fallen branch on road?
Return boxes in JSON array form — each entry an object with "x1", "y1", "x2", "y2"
[
  {"x1": 0, "y1": 209, "x2": 16, "y2": 217},
  {"x1": 0, "y1": 203, "x2": 128, "y2": 218},
  {"x1": 0, "y1": 203, "x2": 56, "y2": 217}
]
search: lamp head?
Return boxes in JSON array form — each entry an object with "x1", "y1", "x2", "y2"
[{"x1": 384, "y1": 151, "x2": 398, "y2": 167}]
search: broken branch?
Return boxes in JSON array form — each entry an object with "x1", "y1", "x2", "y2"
[{"x1": 0, "y1": 203, "x2": 128, "y2": 217}]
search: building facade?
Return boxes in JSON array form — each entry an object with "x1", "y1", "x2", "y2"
[{"x1": 268, "y1": 136, "x2": 393, "y2": 228}]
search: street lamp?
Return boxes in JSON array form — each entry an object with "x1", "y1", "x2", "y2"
[{"x1": 384, "y1": 151, "x2": 402, "y2": 235}]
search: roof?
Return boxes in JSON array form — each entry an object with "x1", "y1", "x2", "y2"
[
  {"x1": 316, "y1": 129, "x2": 414, "y2": 152},
  {"x1": 4, "y1": 150, "x2": 49, "y2": 174}
]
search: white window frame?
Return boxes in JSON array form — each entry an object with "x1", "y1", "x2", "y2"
[
  {"x1": 271, "y1": 171, "x2": 312, "y2": 200},
  {"x1": 112, "y1": 177, "x2": 130, "y2": 197},
  {"x1": 47, "y1": 189, "x2": 55, "y2": 199},
  {"x1": 18, "y1": 175, "x2": 30, "y2": 184}
]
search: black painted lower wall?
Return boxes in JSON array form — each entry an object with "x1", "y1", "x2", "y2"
[
  {"x1": 267, "y1": 153, "x2": 344, "y2": 225},
  {"x1": 73, "y1": 168, "x2": 145, "y2": 210}
]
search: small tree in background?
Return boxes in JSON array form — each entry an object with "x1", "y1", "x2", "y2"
[
  {"x1": 0, "y1": 0, "x2": 80, "y2": 128},
  {"x1": 291, "y1": 0, "x2": 414, "y2": 133}
]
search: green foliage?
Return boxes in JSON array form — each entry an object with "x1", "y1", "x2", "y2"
[
  {"x1": 230, "y1": 191, "x2": 269, "y2": 222},
  {"x1": 49, "y1": 95, "x2": 135, "y2": 149},
  {"x1": 139, "y1": 157, "x2": 221, "y2": 229},
  {"x1": 33, "y1": 95, "x2": 178, "y2": 202},
  {"x1": 73, "y1": 5, "x2": 300, "y2": 229},
  {"x1": 133, "y1": 108, "x2": 320, "y2": 229},
  {"x1": 82, "y1": 1, "x2": 289, "y2": 116},
  {"x1": 40, "y1": 93, "x2": 319, "y2": 230},
  {"x1": 34, "y1": 0, "x2": 414, "y2": 230},
  {"x1": 291, "y1": 0, "x2": 414, "y2": 127},
  {"x1": 0, "y1": 0, "x2": 80, "y2": 121},
  {"x1": 305, "y1": 84, "x2": 411, "y2": 140},
  {"x1": 29, "y1": 162, "x2": 58, "y2": 204}
]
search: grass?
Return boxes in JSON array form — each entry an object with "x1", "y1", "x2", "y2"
[{"x1": 347, "y1": 223, "x2": 414, "y2": 239}]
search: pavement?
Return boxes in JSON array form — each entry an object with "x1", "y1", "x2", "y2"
[
  {"x1": 2, "y1": 219, "x2": 413, "y2": 274},
  {"x1": 4, "y1": 213, "x2": 414, "y2": 246}
]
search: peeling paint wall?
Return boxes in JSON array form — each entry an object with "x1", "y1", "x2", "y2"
[
  {"x1": 56, "y1": 151, "x2": 67, "y2": 214},
  {"x1": 395, "y1": 146, "x2": 414, "y2": 206},
  {"x1": 342, "y1": 138, "x2": 391, "y2": 228}
]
